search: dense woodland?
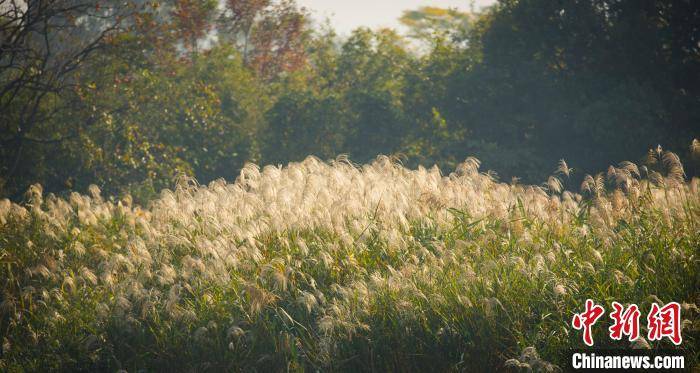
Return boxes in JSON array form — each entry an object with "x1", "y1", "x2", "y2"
[{"x1": 1, "y1": 0, "x2": 699, "y2": 201}]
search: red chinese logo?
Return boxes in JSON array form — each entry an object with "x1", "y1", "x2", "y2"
[
  {"x1": 608, "y1": 302, "x2": 640, "y2": 341},
  {"x1": 647, "y1": 302, "x2": 682, "y2": 345},
  {"x1": 573, "y1": 300, "x2": 683, "y2": 346},
  {"x1": 572, "y1": 299, "x2": 605, "y2": 346}
]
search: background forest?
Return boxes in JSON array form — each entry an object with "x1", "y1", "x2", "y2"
[{"x1": 1, "y1": 0, "x2": 699, "y2": 201}]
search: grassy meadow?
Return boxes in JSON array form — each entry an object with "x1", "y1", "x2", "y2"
[{"x1": 1, "y1": 149, "x2": 699, "y2": 371}]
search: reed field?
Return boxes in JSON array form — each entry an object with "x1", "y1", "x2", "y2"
[{"x1": 1, "y1": 147, "x2": 699, "y2": 371}]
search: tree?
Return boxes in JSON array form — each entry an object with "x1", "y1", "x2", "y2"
[
  {"x1": 218, "y1": 0, "x2": 308, "y2": 78},
  {"x1": 434, "y1": 0, "x2": 700, "y2": 182},
  {"x1": 47, "y1": 43, "x2": 266, "y2": 199},
  {"x1": 262, "y1": 28, "x2": 414, "y2": 165},
  {"x1": 0, "y1": 0, "x2": 132, "y2": 197},
  {"x1": 171, "y1": 0, "x2": 218, "y2": 56}
]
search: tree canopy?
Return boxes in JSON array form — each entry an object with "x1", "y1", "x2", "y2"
[{"x1": 1, "y1": 0, "x2": 698, "y2": 200}]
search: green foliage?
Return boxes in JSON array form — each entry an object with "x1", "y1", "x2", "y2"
[{"x1": 2, "y1": 0, "x2": 699, "y2": 202}]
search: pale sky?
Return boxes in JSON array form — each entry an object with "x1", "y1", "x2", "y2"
[{"x1": 298, "y1": 0, "x2": 497, "y2": 35}]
